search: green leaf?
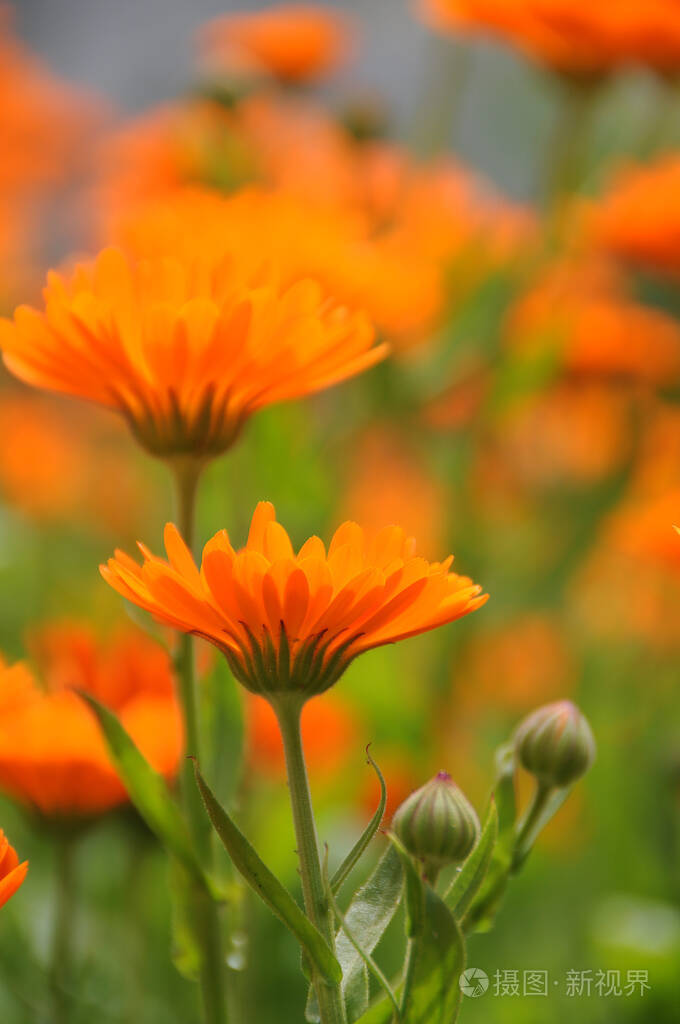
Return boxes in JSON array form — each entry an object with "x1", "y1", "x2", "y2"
[
  {"x1": 390, "y1": 835, "x2": 466, "y2": 1024},
  {"x1": 401, "y1": 887, "x2": 465, "y2": 1024},
  {"x1": 193, "y1": 762, "x2": 342, "y2": 986},
  {"x1": 445, "y1": 800, "x2": 498, "y2": 921},
  {"x1": 388, "y1": 835, "x2": 425, "y2": 939},
  {"x1": 337, "y1": 844, "x2": 404, "y2": 1022},
  {"x1": 331, "y1": 747, "x2": 387, "y2": 895},
  {"x1": 170, "y1": 861, "x2": 201, "y2": 981},
  {"x1": 79, "y1": 692, "x2": 201, "y2": 878},
  {"x1": 354, "y1": 991, "x2": 402, "y2": 1024},
  {"x1": 323, "y1": 849, "x2": 401, "y2": 1020}
]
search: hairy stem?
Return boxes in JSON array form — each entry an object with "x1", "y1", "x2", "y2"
[
  {"x1": 275, "y1": 698, "x2": 347, "y2": 1024},
  {"x1": 171, "y1": 457, "x2": 227, "y2": 1024}
]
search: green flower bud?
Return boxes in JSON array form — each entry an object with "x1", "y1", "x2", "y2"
[
  {"x1": 515, "y1": 700, "x2": 596, "y2": 788},
  {"x1": 392, "y1": 772, "x2": 480, "y2": 875}
]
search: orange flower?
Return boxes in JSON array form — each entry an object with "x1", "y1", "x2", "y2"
[
  {"x1": 0, "y1": 393, "x2": 153, "y2": 533},
  {"x1": 0, "y1": 626, "x2": 182, "y2": 817},
  {"x1": 420, "y1": 0, "x2": 680, "y2": 76},
  {"x1": 0, "y1": 246, "x2": 382, "y2": 459},
  {"x1": 507, "y1": 257, "x2": 680, "y2": 385},
  {"x1": 101, "y1": 502, "x2": 487, "y2": 701},
  {"x1": 591, "y1": 156, "x2": 680, "y2": 276},
  {"x1": 200, "y1": 5, "x2": 353, "y2": 84},
  {"x1": 0, "y1": 830, "x2": 27, "y2": 910}
]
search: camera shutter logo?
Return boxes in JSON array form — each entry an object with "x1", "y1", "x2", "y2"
[{"x1": 459, "y1": 967, "x2": 489, "y2": 998}]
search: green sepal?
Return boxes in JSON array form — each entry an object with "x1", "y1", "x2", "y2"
[{"x1": 193, "y1": 761, "x2": 342, "y2": 986}]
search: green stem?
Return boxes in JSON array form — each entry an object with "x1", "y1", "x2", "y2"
[
  {"x1": 512, "y1": 780, "x2": 553, "y2": 872},
  {"x1": 49, "y1": 833, "x2": 76, "y2": 1024},
  {"x1": 274, "y1": 698, "x2": 347, "y2": 1024},
  {"x1": 545, "y1": 75, "x2": 600, "y2": 216},
  {"x1": 170, "y1": 457, "x2": 227, "y2": 1024}
]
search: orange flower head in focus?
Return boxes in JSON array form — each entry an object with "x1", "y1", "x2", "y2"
[
  {"x1": 420, "y1": 0, "x2": 680, "y2": 77},
  {"x1": 0, "y1": 246, "x2": 382, "y2": 459},
  {"x1": 0, "y1": 830, "x2": 27, "y2": 911},
  {"x1": 591, "y1": 156, "x2": 680, "y2": 277},
  {"x1": 201, "y1": 5, "x2": 353, "y2": 84},
  {"x1": 102, "y1": 502, "x2": 487, "y2": 702},
  {"x1": 0, "y1": 626, "x2": 182, "y2": 817}
]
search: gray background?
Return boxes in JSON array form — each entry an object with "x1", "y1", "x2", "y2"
[{"x1": 11, "y1": 0, "x2": 667, "y2": 200}]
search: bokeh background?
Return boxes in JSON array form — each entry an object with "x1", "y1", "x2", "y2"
[{"x1": 0, "y1": 1, "x2": 679, "y2": 1022}]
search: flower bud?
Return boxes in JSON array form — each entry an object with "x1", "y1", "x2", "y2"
[
  {"x1": 515, "y1": 700, "x2": 595, "y2": 788},
  {"x1": 392, "y1": 772, "x2": 480, "y2": 873}
]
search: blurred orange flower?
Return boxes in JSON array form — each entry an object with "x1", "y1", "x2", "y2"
[
  {"x1": 508, "y1": 258, "x2": 680, "y2": 385},
  {"x1": 342, "y1": 427, "x2": 446, "y2": 559},
  {"x1": 0, "y1": 829, "x2": 27, "y2": 910},
  {"x1": 0, "y1": 246, "x2": 382, "y2": 459},
  {"x1": 0, "y1": 393, "x2": 152, "y2": 533},
  {"x1": 102, "y1": 501, "x2": 487, "y2": 700},
  {"x1": 459, "y1": 613, "x2": 574, "y2": 713},
  {"x1": 420, "y1": 0, "x2": 680, "y2": 76},
  {"x1": 591, "y1": 156, "x2": 680, "y2": 276},
  {"x1": 0, "y1": 625, "x2": 182, "y2": 817},
  {"x1": 200, "y1": 5, "x2": 353, "y2": 83},
  {"x1": 500, "y1": 383, "x2": 631, "y2": 486},
  {"x1": 246, "y1": 693, "x2": 360, "y2": 779}
]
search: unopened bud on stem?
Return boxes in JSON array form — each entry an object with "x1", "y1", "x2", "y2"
[
  {"x1": 392, "y1": 771, "x2": 479, "y2": 879},
  {"x1": 515, "y1": 700, "x2": 595, "y2": 788}
]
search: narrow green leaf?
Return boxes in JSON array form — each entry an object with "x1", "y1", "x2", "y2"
[
  {"x1": 339, "y1": 843, "x2": 403, "y2": 1022},
  {"x1": 331, "y1": 747, "x2": 387, "y2": 895},
  {"x1": 323, "y1": 849, "x2": 401, "y2": 1020},
  {"x1": 193, "y1": 762, "x2": 342, "y2": 986},
  {"x1": 445, "y1": 800, "x2": 498, "y2": 921},
  {"x1": 79, "y1": 692, "x2": 201, "y2": 878}
]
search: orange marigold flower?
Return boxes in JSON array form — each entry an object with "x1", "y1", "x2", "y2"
[
  {"x1": 0, "y1": 829, "x2": 27, "y2": 911},
  {"x1": 591, "y1": 156, "x2": 680, "y2": 276},
  {"x1": 0, "y1": 626, "x2": 182, "y2": 817},
  {"x1": 507, "y1": 257, "x2": 680, "y2": 385},
  {"x1": 101, "y1": 502, "x2": 487, "y2": 701},
  {"x1": 200, "y1": 5, "x2": 353, "y2": 84},
  {"x1": 420, "y1": 0, "x2": 680, "y2": 76},
  {"x1": 0, "y1": 246, "x2": 382, "y2": 459}
]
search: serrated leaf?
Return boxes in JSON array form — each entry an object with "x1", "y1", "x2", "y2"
[
  {"x1": 445, "y1": 800, "x2": 498, "y2": 921},
  {"x1": 193, "y1": 762, "x2": 341, "y2": 986},
  {"x1": 80, "y1": 692, "x2": 201, "y2": 878},
  {"x1": 331, "y1": 748, "x2": 387, "y2": 895}
]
